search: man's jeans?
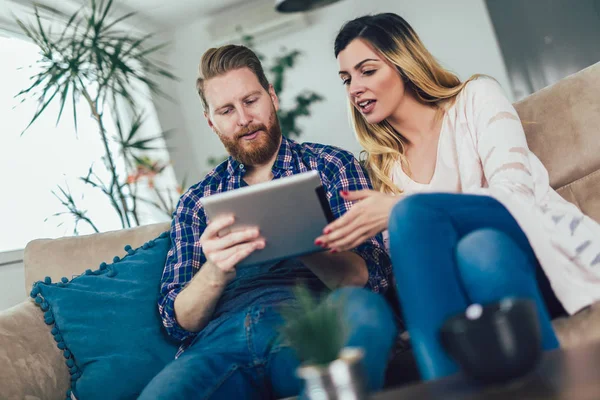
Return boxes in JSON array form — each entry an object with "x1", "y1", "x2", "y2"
[{"x1": 139, "y1": 287, "x2": 397, "y2": 399}]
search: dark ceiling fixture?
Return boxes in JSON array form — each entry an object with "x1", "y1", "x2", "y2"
[{"x1": 275, "y1": 0, "x2": 342, "y2": 13}]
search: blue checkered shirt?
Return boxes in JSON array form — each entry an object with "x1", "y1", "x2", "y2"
[{"x1": 159, "y1": 137, "x2": 393, "y2": 345}]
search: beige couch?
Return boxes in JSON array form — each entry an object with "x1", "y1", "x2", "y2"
[{"x1": 2, "y1": 62, "x2": 600, "y2": 399}]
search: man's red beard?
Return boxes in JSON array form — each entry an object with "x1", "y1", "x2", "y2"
[{"x1": 216, "y1": 107, "x2": 282, "y2": 166}]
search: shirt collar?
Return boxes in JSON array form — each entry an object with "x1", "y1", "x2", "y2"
[{"x1": 272, "y1": 136, "x2": 295, "y2": 172}]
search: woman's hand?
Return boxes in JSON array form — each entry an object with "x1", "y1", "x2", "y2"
[{"x1": 316, "y1": 190, "x2": 400, "y2": 252}]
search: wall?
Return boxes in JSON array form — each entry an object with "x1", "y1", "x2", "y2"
[
  {"x1": 486, "y1": 0, "x2": 600, "y2": 100},
  {"x1": 0, "y1": 264, "x2": 25, "y2": 310},
  {"x1": 0, "y1": 248, "x2": 25, "y2": 310},
  {"x1": 155, "y1": 0, "x2": 512, "y2": 183}
]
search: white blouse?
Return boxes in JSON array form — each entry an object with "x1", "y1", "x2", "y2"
[
  {"x1": 390, "y1": 110, "x2": 461, "y2": 194},
  {"x1": 382, "y1": 78, "x2": 600, "y2": 315}
]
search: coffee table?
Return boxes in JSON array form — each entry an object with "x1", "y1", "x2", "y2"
[{"x1": 373, "y1": 341, "x2": 600, "y2": 399}]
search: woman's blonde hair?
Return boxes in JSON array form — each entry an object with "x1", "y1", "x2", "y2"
[{"x1": 334, "y1": 13, "x2": 481, "y2": 194}]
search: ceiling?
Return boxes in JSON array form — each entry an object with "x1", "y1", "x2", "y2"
[
  {"x1": 3, "y1": 0, "x2": 257, "y2": 30},
  {"x1": 114, "y1": 0, "x2": 252, "y2": 28}
]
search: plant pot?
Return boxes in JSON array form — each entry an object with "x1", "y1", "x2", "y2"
[{"x1": 297, "y1": 347, "x2": 367, "y2": 400}]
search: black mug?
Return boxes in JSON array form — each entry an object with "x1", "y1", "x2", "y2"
[{"x1": 439, "y1": 298, "x2": 543, "y2": 384}]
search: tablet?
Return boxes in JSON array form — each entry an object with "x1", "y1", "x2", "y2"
[{"x1": 200, "y1": 170, "x2": 335, "y2": 267}]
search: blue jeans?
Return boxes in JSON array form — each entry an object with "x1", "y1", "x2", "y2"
[
  {"x1": 387, "y1": 193, "x2": 560, "y2": 381},
  {"x1": 139, "y1": 287, "x2": 397, "y2": 399}
]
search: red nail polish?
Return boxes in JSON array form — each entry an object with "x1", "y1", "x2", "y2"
[
  {"x1": 341, "y1": 190, "x2": 349, "y2": 196},
  {"x1": 315, "y1": 240, "x2": 322, "y2": 246},
  {"x1": 330, "y1": 249, "x2": 337, "y2": 254},
  {"x1": 324, "y1": 228, "x2": 331, "y2": 234}
]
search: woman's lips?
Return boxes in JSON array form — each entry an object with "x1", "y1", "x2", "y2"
[{"x1": 358, "y1": 99, "x2": 376, "y2": 114}]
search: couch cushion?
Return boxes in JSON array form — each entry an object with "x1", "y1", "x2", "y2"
[
  {"x1": 515, "y1": 62, "x2": 600, "y2": 223},
  {"x1": 29, "y1": 231, "x2": 179, "y2": 400}
]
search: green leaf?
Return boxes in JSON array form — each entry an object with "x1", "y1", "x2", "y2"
[
  {"x1": 100, "y1": 11, "x2": 136, "y2": 34},
  {"x1": 57, "y1": 7, "x2": 80, "y2": 43},
  {"x1": 16, "y1": 72, "x2": 48, "y2": 98},
  {"x1": 125, "y1": 113, "x2": 144, "y2": 142},
  {"x1": 120, "y1": 32, "x2": 153, "y2": 58},
  {"x1": 96, "y1": 0, "x2": 114, "y2": 32},
  {"x1": 126, "y1": 135, "x2": 166, "y2": 151},
  {"x1": 71, "y1": 84, "x2": 79, "y2": 134},
  {"x1": 137, "y1": 41, "x2": 168, "y2": 58},
  {"x1": 33, "y1": 3, "x2": 69, "y2": 19},
  {"x1": 33, "y1": 6, "x2": 51, "y2": 51},
  {"x1": 21, "y1": 84, "x2": 61, "y2": 134},
  {"x1": 15, "y1": 19, "x2": 35, "y2": 43},
  {"x1": 55, "y1": 80, "x2": 70, "y2": 126},
  {"x1": 16, "y1": 19, "x2": 45, "y2": 50}
]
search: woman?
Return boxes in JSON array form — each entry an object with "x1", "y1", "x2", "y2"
[{"x1": 316, "y1": 13, "x2": 600, "y2": 380}]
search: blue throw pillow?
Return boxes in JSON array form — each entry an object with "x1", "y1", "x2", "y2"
[{"x1": 29, "y1": 231, "x2": 179, "y2": 400}]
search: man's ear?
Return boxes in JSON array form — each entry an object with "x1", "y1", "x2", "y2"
[{"x1": 268, "y1": 84, "x2": 280, "y2": 112}]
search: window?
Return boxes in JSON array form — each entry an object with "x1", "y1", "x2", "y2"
[{"x1": 1, "y1": 34, "x2": 127, "y2": 252}]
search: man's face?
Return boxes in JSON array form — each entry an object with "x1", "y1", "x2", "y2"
[{"x1": 204, "y1": 68, "x2": 282, "y2": 166}]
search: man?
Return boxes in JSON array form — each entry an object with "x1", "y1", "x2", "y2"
[{"x1": 139, "y1": 45, "x2": 397, "y2": 399}]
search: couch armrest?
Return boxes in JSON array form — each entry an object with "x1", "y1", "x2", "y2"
[{"x1": 0, "y1": 300, "x2": 69, "y2": 400}]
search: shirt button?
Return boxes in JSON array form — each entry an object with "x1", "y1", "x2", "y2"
[{"x1": 239, "y1": 164, "x2": 245, "y2": 170}]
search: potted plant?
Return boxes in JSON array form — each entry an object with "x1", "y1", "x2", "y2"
[
  {"x1": 279, "y1": 286, "x2": 368, "y2": 400},
  {"x1": 15, "y1": 0, "x2": 180, "y2": 233}
]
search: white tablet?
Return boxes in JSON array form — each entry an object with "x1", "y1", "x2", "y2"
[{"x1": 200, "y1": 170, "x2": 335, "y2": 267}]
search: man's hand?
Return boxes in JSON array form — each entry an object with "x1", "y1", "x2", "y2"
[
  {"x1": 200, "y1": 214, "x2": 265, "y2": 286},
  {"x1": 316, "y1": 190, "x2": 400, "y2": 252}
]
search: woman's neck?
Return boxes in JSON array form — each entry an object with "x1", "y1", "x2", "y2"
[{"x1": 387, "y1": 88, "x2": 442, "y2": 147}]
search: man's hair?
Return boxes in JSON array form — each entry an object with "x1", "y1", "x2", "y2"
[{"x1": 196, "y1": 45, "x2": 270, "y2": 111}]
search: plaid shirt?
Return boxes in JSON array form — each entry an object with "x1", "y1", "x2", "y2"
[{"x1": 159, "y1": 137, "x2": 393, "y2": 343}]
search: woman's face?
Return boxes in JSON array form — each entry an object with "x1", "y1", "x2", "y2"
[{"x1": 337, "y1": 39, "x2": 406, "y2": 124}]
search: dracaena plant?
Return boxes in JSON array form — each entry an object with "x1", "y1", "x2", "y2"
[{"x1": 15, "y1": 0, "x2": 180, "y2": 233}]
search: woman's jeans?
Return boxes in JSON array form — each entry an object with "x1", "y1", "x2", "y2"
[
  {"x1": 387, "y1": 193, "x2": 561, "y2": 381},
  {"x1": 139, "y1": 287, "x2": 397, "y2": 399}
]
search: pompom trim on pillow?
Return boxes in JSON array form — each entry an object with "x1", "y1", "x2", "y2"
[{"x1": 29, "y1": 231, "x2": 170, "y2": 400}]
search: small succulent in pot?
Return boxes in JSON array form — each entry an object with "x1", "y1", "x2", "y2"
[{"x1": 279, "y1": 286, "x2": 367, "y2": 400}]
